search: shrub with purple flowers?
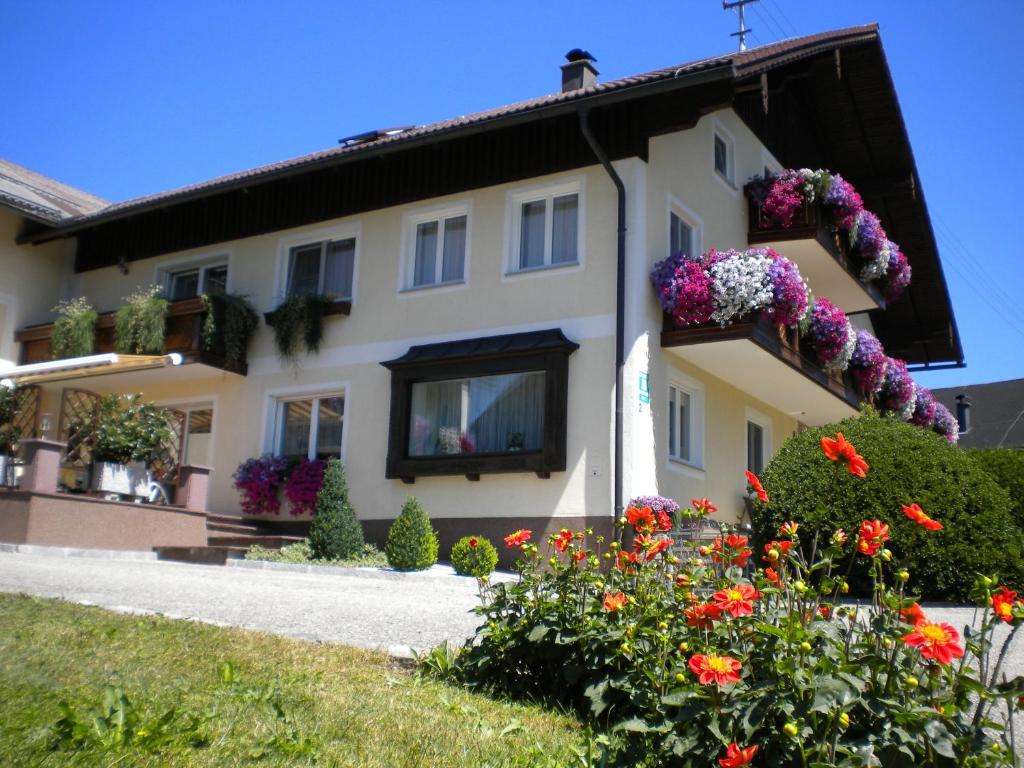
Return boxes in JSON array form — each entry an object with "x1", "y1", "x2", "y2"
[
  {"x1": 806, "y1": 297, "x2": 856, "y2": 370},
  {"x1": 878, "y1": 356, "x2": 916, "y2": 421},
  {"x1": 849, "y1": 329, "x2": 887, "y2": 396},
  {"x1": 233, "y1": 455, "x2": 290, "y2": 516},
  {"x1": 911, "y1": 385, "x2": 938, "y2": 428},
  {"x1": 284, "y1": 458, "x2": 327, "y2": 516}
]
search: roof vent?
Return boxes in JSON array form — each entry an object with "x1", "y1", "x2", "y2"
[
  {"x1": 561, "y1": 49, "x2": 598, "y2": 93},
  {"x1": 956, "y1": 394, "x2": 971, "y2": 435},
  {"x1": 338, "y1": 126, "x2": 415, "y2": 147}
]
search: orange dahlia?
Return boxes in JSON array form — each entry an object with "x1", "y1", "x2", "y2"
[
  {"x1": 504, "y1": 529, "x2": 531, "y2": 547},
  {"x1": 903, "y1": 621, "x2": 965, "y2": 665},
  {"x1": 821, "y1": 432, "x2": 869, "y2": 477},
  {"x1": 719, "y1": 742, "x2": 758, "y2": 767},
  {"x1": 712, "y1": 534, "x2": 752, "y2": 567},
  {"x1": 625, "y1": 505, "x2": 656, "y2": 534},
  {"x1": 745, "y1": 470, "x2": 769, "y2": 503},
  {"x1": 712, "y1": 583, "x2": 758, "y2": 618},
  {"x1": 684, "y1": 602, "x2": 722, "y2": 630},
  {"x1": 692, "y1": 497, "x2": 718, "y2": 515},
  {"x1": 603, "y1": 591, "x2": 628, "y2": 612},
  {"x1": 901, "y1": 503, "x2": 943, "y2": 531},
  {"x1": 992, "y1": 586, "x2": 1020, "y2": 624},
  {"x1": 856, "y1": 519, "x2": 890, "y2": 557}
]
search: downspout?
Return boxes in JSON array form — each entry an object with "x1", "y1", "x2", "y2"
[{"x1": 578, "y1": 108, "x2": 627, "y2": 520}]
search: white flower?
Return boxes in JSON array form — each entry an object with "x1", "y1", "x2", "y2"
[
  {"x1": 823, "y1": 324, "x2": 857, "y2": 372},
  {"x1": 708, "y1": 251, "x2": 774, "y2": 325}
]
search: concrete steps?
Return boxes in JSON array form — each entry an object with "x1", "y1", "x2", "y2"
[{"x1": 154, "y1": 546, "x2": 244, "y2": 565}]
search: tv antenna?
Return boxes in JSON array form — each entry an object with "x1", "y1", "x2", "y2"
[{"x1": 723, "y1": 0, "x2": 758, "y2": 51}]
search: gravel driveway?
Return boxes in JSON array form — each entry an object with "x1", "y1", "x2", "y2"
[{"x1": 0, "y1": 550, "x2": 489, "y2": 655}]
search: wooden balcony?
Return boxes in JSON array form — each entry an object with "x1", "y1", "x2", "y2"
[
  {"x1": 748, "y1": 199, "x2": 884, "y2": 313},
  {"x1": 661, "y1": 313, "x2": 862, "y2": 426},
  {"x1": 15, "y1": 297, "x2": 248, "y2": 375}
]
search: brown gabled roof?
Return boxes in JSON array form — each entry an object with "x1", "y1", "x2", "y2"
[
  {"x1": 28, "y1": 24, "x2": 878, "y2": 234},
  {"x1": 0, "y1": 158, "x2": 108, "y2": 224}
]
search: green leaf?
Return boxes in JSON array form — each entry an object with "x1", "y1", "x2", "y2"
[
  {"x1": 810, "y1": 678, "x2": 859, "y2": 713},
  {"x1": 923, "y1": 719, "x2": 955, "y2": 758}
]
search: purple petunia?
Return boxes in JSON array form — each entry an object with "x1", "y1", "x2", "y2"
[
  {"x1": 878, "y1": 357, "x2": 916, "y2": 420},
  {"x1": 911, "y1": 385, "x2": 938, "y2": 427},
  {"x1": 932, "y1": 402, "x2": 960, "y2": 444},
  {"x1": 762, "y1": 250, "x2": 809, "y2": 328},
  {"x1": 233, "y1": 454, "x2": 290, "y2": 516},
  {"x1": 807, "y1": 298, "x2": 856, "y2": 370},
  {"x1": 849, "y1": 329, "x2": 888, "y2": 396},
  {"x1": 628, "y1": 495, "x2": 681, "y2": 517},
  {"x1": 884, "y1": 247, "x2": 912, "y2": 303},
  {"x1": 821, "y1": 173, "x2": 864, "y2": 230},
  {"x1": 284, "y1": 458, "x2": 326, "y2": 516}
]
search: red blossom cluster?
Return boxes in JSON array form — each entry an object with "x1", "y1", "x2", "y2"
[
  {"x1": 902, "y1": 503, "x2": 943, "y2": 531},
  {"x1": 711, "y1": 534, "x2": 752, "y2": 568}
]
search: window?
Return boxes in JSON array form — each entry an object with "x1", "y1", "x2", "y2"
[
  {"x1": 165, "y1": 262, "x2": 228, "y2": 301},
  {"x1": 745, "y1": 409, "x2": 772, "y2": 476},
  {"x1": 181, "y1": 407, "x2": 214, "y2": 466},
  {"x1": 509, "y1": 182, "x2": 582, "y2": 273},
  {"x1": 712, "y1": 122, "x2": 736, "y2": 187},
  {"x1": 669, "y1": 211, "x2": 694, "y2": 258},
  {"x1": 287, "y1": 239, "x2": 355, "y2": 300},
  {"x1": 273, "y1": 394, "x2": 345, "y2": 462},
  {"x1": 406, "y1": 210, "x2": 468, "y2": 289},
  {"x1": 666, "y1": 372, "x2": 704, "y2": 471},
  {"x1": 746, "y1": 421, "x2": 765, "y2": 475},
  {"x1": 383, "y1": 329, "x2": 578, "y2": 481},
  {"x1": 408, "y1": 371, "x2": 545, "y2": 456}
]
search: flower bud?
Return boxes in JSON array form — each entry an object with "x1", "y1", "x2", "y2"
[
  {"x1": 675, "y1": 672, "x2": 685, "y2": 683},
  {"x1": 658, "y1": 621, "x2": 668, "y2": 630},
  {"x1": 766, "y1": 549, "x2": 780, "y2": 562},
  {"x1": 882, "y1": 637, "x2": 894, "y2": 649},
  {"x1": 799, "y1": 641, "x2": 812, "y2": 652},
  {"x1": 896, "y1": 569, "x2": 910, "y2": 583},
  {"x1": 548, "y1": 557, "x2": 557, "y2": 567},
  {"x1": 595, "y1": 581, "x2": 604, "y2": 591},
  {"x1": 903, "y1": 675, "x2": 918, "y2": 689},
  {"x1": 678, "y1": 642, "x2": 689, "y2": 652},
  {"x1": 840, "y1": 581, "x2": 850, "y2": 594},
  {"x1": 881, "y1": 549, "x2": 893, "y2": 562},
  {"x1": 618, "y1": 516, "x2": 628, "y2": 526},
  {"x1": 838, "y1": 712, "x2": 850, "y2": 729},
  {"x1": 619, "y1": 643, "x2": 630, "y2": 654},
  {"x1": 794, "y1": 580, "x2": 808, "y2": 594},
  {"x1": 609, "y1": 541, "x2": 620, "y2": 551},
  {"x1": 603, "y1": 552, "x2": 612, "y2": 560},
  {"x1": 783, "y1": 722, "x2": 799, "y2": 738}
]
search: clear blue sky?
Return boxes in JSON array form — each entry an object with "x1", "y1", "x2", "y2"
[{"x1": 3, "y1": 1, "x2": 1021, "y2": 389}]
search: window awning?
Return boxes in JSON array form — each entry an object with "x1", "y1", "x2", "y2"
[{"x1": 0, "y1": 353, "x2": 183, "y2": 387}]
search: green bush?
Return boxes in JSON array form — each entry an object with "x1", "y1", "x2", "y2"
[
  {"x1": 449, "y1": 535, "x2": 498, "y2": 578},
  {"x1": 245, "y1": 540, "x2": 386, "y2": 567},
  {"x1": 271, "y1": 294, "x2": 333, "y2": 364},
  {"x1": 75, "y1": 394, "x2": 174, "y2": 465},
  {"x1": 0, "y1": 385, "x2": 20, "y2": 454},
  {"x1": 385, "y1": 497, "x2": 438, "y2": 571},
  {"x1": 51, "y1": 297, "x2": 97, "y2": 359},
  {"x1": 970, "y1": 448, "x2": 1024, "y2": 529},
  {"x1": 309, "y1": 459, "x2": 364, "y2": 560},
  {"x1": 751, "y1": 411, "x2": 1021, "y2": 601},
  {"x1": 201, "y1": 292, "x2": 259, "y2": 372},
  {"x1": 115, "y1": 286, "x2": 168, "y2": 354}
]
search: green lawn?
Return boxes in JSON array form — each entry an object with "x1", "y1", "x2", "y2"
[{"x1": 0, "y1": 594, "x2": 584, "y2": 767}]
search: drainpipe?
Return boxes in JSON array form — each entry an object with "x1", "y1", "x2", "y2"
[{"x1": 578, "y1": 109, "x2": 626, "y2": 520}]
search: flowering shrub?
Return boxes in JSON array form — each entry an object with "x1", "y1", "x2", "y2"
[
  {"x1": 283, "y1": 458, "x2": 326, "y2": 516},
  {"x1": 848, "y1": 329, "x2": 887, "y2": 396},
  {"x1": 450, "y1": 535, "x2": 499, "y2": 578},
  {"x1": 932, "y1": 401, "x2": 959, "y2": 444},
  {"x1": 232, "y1": 455, "x2": 290, "y2": 516},
  {"x1": 448, "y1": 437, "x2": 1023, "y2": 766},
  {"x1": 650, "y1": 251, "x2": 719, "y2": 327},
  {"x1": 911, "y1": 385, "x2": 938, "y2": 427},
  {"x1": 806, "y1": 297, "x2": 856, "y2": 371}
]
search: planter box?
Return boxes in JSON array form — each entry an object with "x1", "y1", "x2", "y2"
[{"x1": 90, "y1": 461, "x2": 151, "y2": 497}]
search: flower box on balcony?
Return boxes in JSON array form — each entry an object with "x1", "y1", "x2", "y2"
[{"x1": 747, "y1": 199, "x2": 885, "y2": 312}]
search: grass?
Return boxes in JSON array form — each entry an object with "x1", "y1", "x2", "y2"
[
  {"x1": 244, "y1": 540, "x2": 389, "y2": 568},
  {"x1": 0, "y1": 594, "x2": 585, "y2": 767}
]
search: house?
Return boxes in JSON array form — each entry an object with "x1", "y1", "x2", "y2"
[
  {"x1": 0, "y1": 24, "x2": 962, "y2": 559},
  {"x1": 934, "y1": 380, "x2": 1024, "y2": 450}
]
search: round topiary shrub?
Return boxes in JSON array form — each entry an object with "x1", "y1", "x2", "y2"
[
  {"x1": 751, "y1": 410, "x2": 1022, "y2": 601},
  {"x1": 309, "y1": 458, "x2": 364, "y2": 560},
  {"x1": 385, "y1": 496, "x2": 438, "y2": 571},
  {"x1": 450, "y1": 535, "x2": 498, "y2": 578}
]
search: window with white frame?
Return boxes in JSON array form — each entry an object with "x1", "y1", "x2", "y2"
[
  {"x1": 406, "y1": 209, "x2": 468, "y2": 289},
  {"x1": 713, "y1": 126, "x2": 735, "y2": 186},
  {"x1": 669, "y1": 212, "x2": 693, "y2": 258},
  {"x1": 164, "y1": 261, "x2": 228, "y2": 301},
  {"x1": 273, "y1": 393, "x2": 345, "y2": 462},
  {"x1": 746, "y1": 410, "x2": 772, "y2": 475},
  {"x1": 286, "y1": 239, "x2": 355, "y2": 300},
  {"x1": 667, "y1": 375, "x2": 703, "y2": 467},
  {"x1": 510, "y1": 182, "x2": 581, "y2": 272}
]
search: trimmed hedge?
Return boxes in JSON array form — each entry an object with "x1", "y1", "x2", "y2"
[
  {"x1": 309, "y1": 459, "x2": 364, "y2": 560},
  {"x1": 751, "y1": 411, "x2": 1022, "y2": 601},
  {"x1": 450, "y1": 535, "x2": 498, "y2": 578},
  {"x1": 385, "y1": 497, "x2": 438, "y2": 571},
  {"x1": 971, "y1": 448, "x2": 1024, "y2": 529}
]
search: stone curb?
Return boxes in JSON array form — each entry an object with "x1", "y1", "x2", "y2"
[
  {"x1": 225, "y1": 557, "x2": 517, "y2": 584},
  {"x1": 0, "y1": 542, "x2": 157, "y2": 561}
]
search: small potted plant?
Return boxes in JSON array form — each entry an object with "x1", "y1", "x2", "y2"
[
  {"x1": 0, "y1": 385, "x2": 20, "y2": 487},
  {"x1": 75, "y1": 394, "x2": 174, "y2": 497}
]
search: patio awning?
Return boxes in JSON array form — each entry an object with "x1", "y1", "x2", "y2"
[{"x1": 0, "y1": 353, "x2": 182, "y2": 387}]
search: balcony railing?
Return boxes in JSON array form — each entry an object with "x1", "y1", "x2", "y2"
[
  {"x1": 748, "y1": 199, "x2": 885, "y2": 313},
  {"x1": 661, "y1": 312, "x2": 862, "y2": 425},
  {"x1": 15, "y1": 297, "x2": 248, "y2": 375}
]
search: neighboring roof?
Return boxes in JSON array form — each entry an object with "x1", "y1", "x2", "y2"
[
  {"x1": 0, "y1": 158, "x2": 108, "y2": 224},
  {"x1": 934, "y1": 379, "x2": 1024, "y2": 450},
  {"x1": 29, "y1": 24, "x2": 878, "y2": 233}
]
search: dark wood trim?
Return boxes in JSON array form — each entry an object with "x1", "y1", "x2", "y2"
[
  {"x1": 262, "y1": 300, "x2": 351, "y2": 327},
  {"x1": 382, "y1": 331, "x2": 577, "y2": 482},
  {"x1": 15, "y1": 296, "x2": 247, "y2": 376},
  {"x1": 661, "y1": 313, "x2": 862, "y2": 411}
]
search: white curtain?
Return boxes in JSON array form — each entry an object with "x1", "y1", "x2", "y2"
[
  {"x1": 324, "y1": 239, "x2": 355, "y2": 299},
  {"x1": 441, "y1": 216, "x2": 466, "y2": 282},
  {"x1": 413, "y1": 222, "x2": 438, "y2": 286},
  {"x1": 519, "y1": 201, "x2": 546, "y2": 269},
  {"x1": 551, "y1": 194, "x2": 578, "y2": 264}
]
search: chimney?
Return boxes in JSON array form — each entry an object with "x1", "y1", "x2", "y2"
[
  {"x1": 956, "y1": 394, "x2": 971, "y2": 434},
  {"x1": 561, "y1": 49, "x2": 598, "y2": 92}
]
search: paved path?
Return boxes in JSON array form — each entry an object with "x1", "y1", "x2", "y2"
[{"x1": 0, "y1": 551, "x2": 488, "y2": 655}]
